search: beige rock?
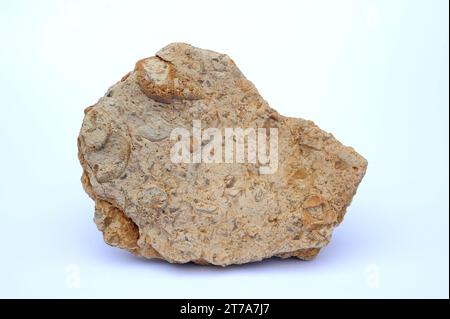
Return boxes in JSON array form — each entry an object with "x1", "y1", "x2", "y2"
[{"x1": 78, "y1": 43, "x2": 367, "y2": 266}]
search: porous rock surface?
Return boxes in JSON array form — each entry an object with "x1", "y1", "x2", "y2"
[{"x1": 78, "y1": 43, "x2": 367, "y2": 266}]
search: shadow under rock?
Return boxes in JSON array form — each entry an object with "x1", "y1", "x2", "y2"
[{"x1": 86, "y1": 203, "x2": 375, "y2": 273}]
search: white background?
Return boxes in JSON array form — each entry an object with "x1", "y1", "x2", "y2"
[{"x1": 0, "y1": 0, "x2": 448, "y2": 298}]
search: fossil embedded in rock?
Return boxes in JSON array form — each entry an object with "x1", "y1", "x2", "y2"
[{"x1": 78, "y1": 43, "x2": 367, "y2": 266}]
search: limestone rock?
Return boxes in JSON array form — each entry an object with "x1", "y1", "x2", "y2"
[{"x1": 78, "y1": 43, "x2": 367, "y2": 266}]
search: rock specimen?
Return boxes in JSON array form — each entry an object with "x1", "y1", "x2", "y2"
[{"x1": 78, "y1": 43, "x2": 367, "y2": 266}]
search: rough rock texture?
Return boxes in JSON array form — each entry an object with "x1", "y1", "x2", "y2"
[{"x1": 78, "y1": 43, "x2": 367, "y2": 266}]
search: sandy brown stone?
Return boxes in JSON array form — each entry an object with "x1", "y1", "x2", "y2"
[{"x1": 78, "y1": 43, "x2": 367, "y2": 266}]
